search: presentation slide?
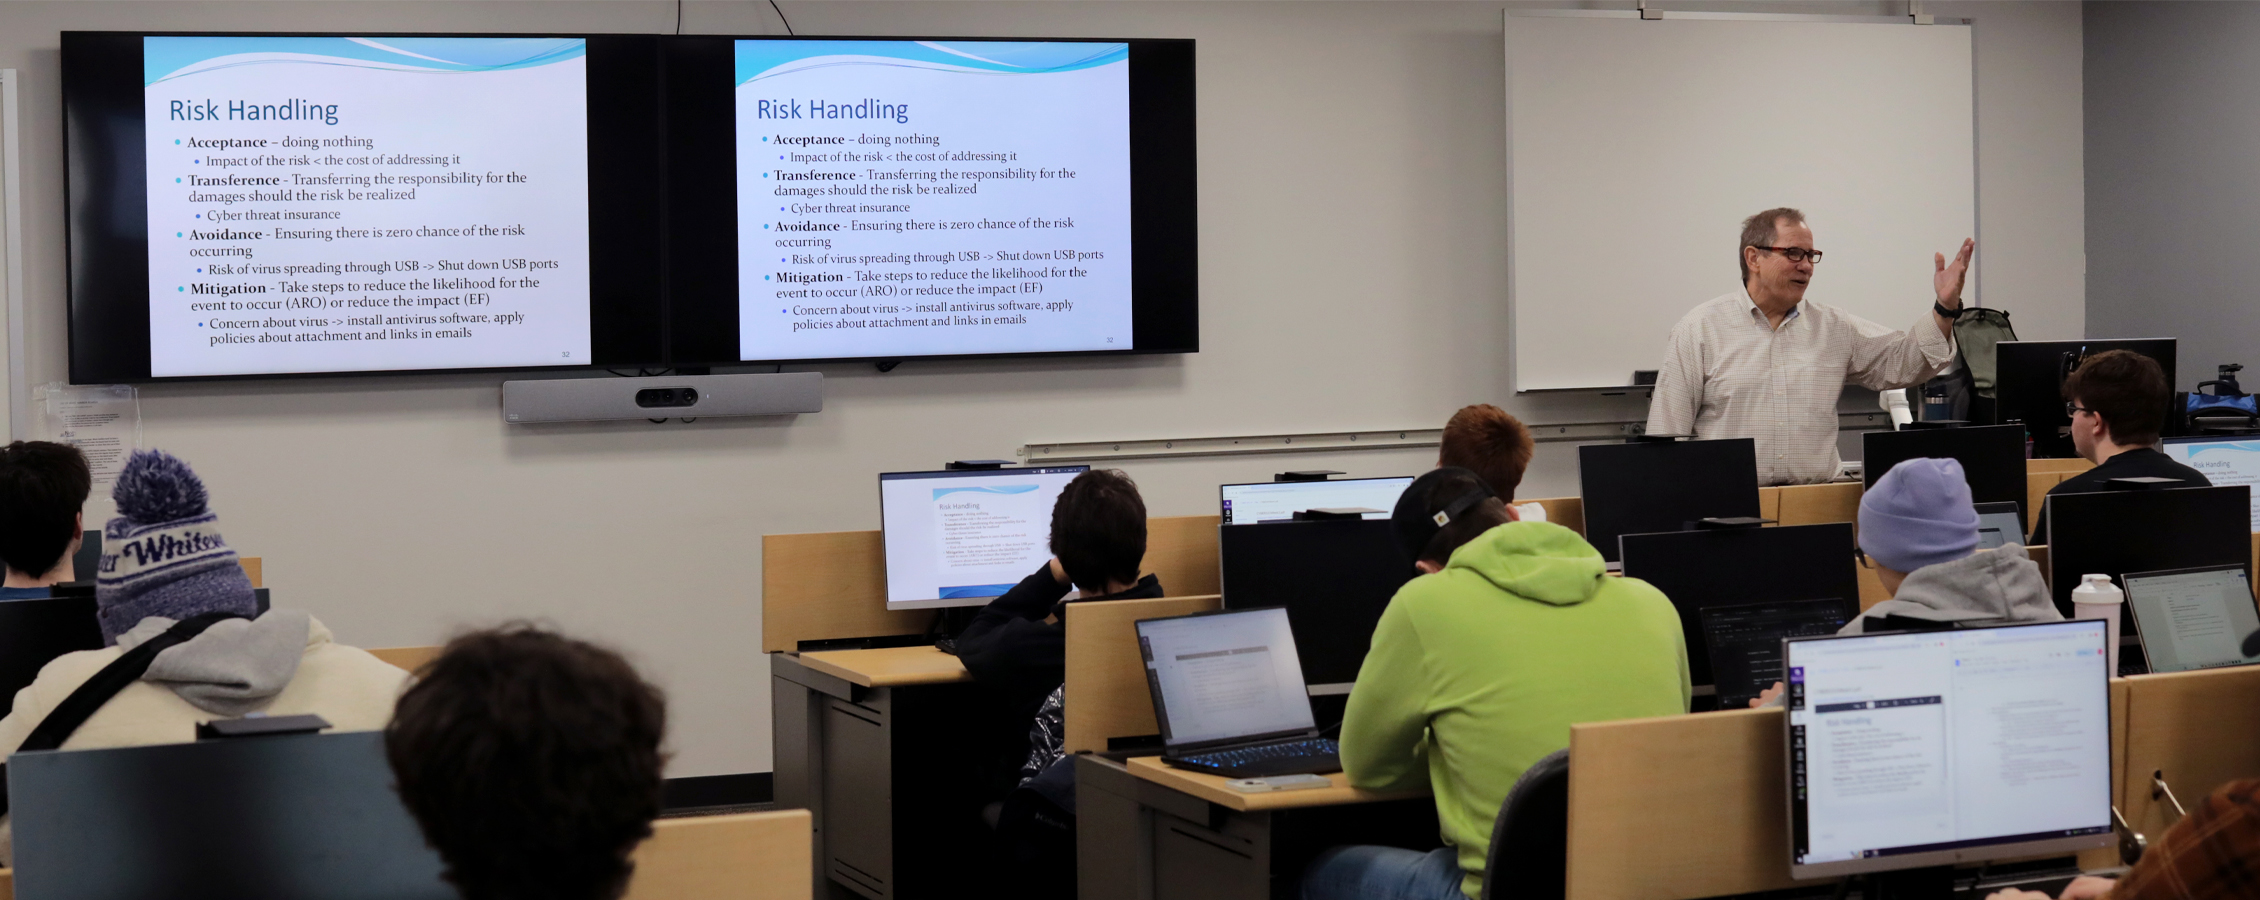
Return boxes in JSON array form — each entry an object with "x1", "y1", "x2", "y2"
[
  {"x1": 1140, "y1": 609, "x2": 1314, "y2": 745},
  {"x1": 879, "y1": 466, "x2": 1087, "y2": 609},
  {"x1": 1790, "y1": 623, "x2": 2111, "y2": 868},
  {"x1": 734, "y1": 41, "x2": 1132, "y2": 361},
  {"x1": 2165, "y1": 439, "x2": 2260, "y2": 528},
  {"x1": 142, "y1": 36, "x2": 592, "y2": 377}
]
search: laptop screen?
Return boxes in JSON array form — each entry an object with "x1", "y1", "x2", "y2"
[
  {"x1": 2123, "y1": 565, "x2": 2260, "y2": 674},
  {"x1": 1137, "y1": 608, "x2": 1316, "y2": 748},
  {"x1": 1699, "y1": 598, "x2": 1855, "y2": 710},
  {"x1": 1975, "y1": 501, "x2": 2024, "y2": 550},
  {"x1": 1218, "y1": 476, "x2": 1412, "y2": 524}
]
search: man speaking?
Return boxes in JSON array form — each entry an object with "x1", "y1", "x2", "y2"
[{"x1": 1646, "y1": 207, "x2": 1974, "y2": 485}]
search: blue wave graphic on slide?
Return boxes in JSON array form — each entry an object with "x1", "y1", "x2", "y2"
[
  {"x1": 145, "y1": 37, "x2": 586, "y2": 86},
  {"x1": 2185, "y1": 442, "x2": 2260, "y2": 457},
  {"x1": 735, "y1": 40, "x2": 1126, "y2": 86},
  {"x1": 932, "y1": 484, "x2": 1040, "y2": 501},
  {"x1": 939, "y1": 584, "x2": 1014, "y2": 599}
]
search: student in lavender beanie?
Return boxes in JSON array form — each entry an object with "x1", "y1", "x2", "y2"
[{"x1": 0, "y1": 450, "x2": 410, "y2": 862}]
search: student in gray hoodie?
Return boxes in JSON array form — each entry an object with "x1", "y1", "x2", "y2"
[
  {"x1": 1843, "y1": 457, "x2": 2061, "y2": 634},
  {"x1": 1753, "y1": 458, "x2": 2059, "y2": 707}
]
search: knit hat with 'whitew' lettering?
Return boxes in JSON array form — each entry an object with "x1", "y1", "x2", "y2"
[{"x1": 96, "y1": 449, "x2": 257, "y2": 644}]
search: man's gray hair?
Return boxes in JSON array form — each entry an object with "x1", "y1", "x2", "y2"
[{"x1": 1738, "y1": 207, "x2": 1806, "y2": 284}]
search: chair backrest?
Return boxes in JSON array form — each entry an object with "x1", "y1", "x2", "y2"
[{"x1": 1481, "y1": 749, "x2": 1569, "y2": 900}]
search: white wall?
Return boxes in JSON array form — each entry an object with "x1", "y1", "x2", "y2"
[{"x1": 0, "y1": 0, "x2": 2084, "y2": 778}]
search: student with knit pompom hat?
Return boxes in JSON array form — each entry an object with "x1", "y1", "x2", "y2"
[{"x1": 0, "y1": 450, "x2": 409, "y2": 862}]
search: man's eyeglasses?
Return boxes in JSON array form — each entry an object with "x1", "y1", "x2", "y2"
[
  {"x1": 2066, "y1": 403, "x2": 2096, "y2": 418},
  {"x1": 1754, "y1": 246, "x2": 1824, "y2": 264}
]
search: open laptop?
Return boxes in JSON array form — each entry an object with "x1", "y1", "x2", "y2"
[
  {"x1": 1975, "y1": 501, "x2": 2026, "y2": 550},
  {"x1": 2123, "y1": 564, "x2": 2260, "y2": 674},
  {"x1": 1136, "y1": 607, "x2": 1340, "y2": 778},
  {"x1": 1698, "y1": 598, "x2": 1856, "y2": 709}
]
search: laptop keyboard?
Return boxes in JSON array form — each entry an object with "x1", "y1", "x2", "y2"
[{"x1": 1177, "y1": 738, "x2": 1339, "y2": 770}]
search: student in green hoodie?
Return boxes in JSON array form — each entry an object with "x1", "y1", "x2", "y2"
[{"x1": 1302, "y1": 467, "x2": 1692, "y2": 900}]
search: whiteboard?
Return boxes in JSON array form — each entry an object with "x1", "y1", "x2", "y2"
[{"x1": 1506, "y1": 12, "x2": 1975, "y2": 392}]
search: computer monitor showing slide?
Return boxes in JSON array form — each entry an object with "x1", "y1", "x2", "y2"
[
  {"x1": 2123, "y1": 565, "x2": 2260, "y2": 674},
  {"x1": 879, "y1": 466, "x2": 1088, "y2": 610},
  {"x1": 1218, "y1": 477, "x2": 1412, "y2": 524},
  {"x1": 2163, "y1": 436, "x2": 2260, "y2": 529},
  {"x1": 1786, "y1": 620, "x2": 2113, "y2": 880}
]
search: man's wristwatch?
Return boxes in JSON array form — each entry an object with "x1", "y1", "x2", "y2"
[{"x1": 1935, "y1": 301, "x2": 1968, "y2": 320}]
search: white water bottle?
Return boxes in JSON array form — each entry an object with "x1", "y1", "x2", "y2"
[{"x1": 2071, "y1": 574, "x2": 2125, "y2": 675}]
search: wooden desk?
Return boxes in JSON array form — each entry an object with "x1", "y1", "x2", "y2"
[
  {"x1": 1077, "y1": 755, "x2": 1438, "y2": 900},
  {"x1": 625, "y1": 809, "x2": 814, "y2": 900},
  {"x1": 798, "y1": 646, "x2": 971, "y2": 688},
  {"x1": 1122, "y1": 756, "x2": 1425, "y2": 812}
]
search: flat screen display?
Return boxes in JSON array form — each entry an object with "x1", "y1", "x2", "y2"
[
  {"x1": 2163, "y1": 436, "x2": 2260, "y2": 529},
  {"x1": 64, "y1": 32, "x2": 667, "y2": 381},
  {"x1": 1786, "y1": 620, "x2": 2113, "y2": 879},
  {"x1": 664, "y1": 36, "x2": 1197, "y2": 368},
  {"x1": 878, "y1": 466, "x2": 1088, "y2": 610},
  {"x1": 1218, "y1": 476, "x2": 1412, "y2": 524}
]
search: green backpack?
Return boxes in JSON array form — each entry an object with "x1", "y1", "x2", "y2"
[{"x1": 1954, "y1": 307, "x2": 2019, "y2": 399}]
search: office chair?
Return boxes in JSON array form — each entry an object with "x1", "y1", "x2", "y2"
[{"x1": 1479, "y1": 748, "x2": 1570, "y2": 900}]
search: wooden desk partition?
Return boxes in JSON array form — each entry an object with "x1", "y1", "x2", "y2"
[
  {"x1": 2118, "y1": 666, "x2": 2260, "y2": 842},
  {"x1": 1774, "y1": 482, "x2": 1861, "y2": 527},
  {"x1": 1528, "y1": 496, "x2": 1584, "y2": 536},
  {"x1": 1567, "y1": 708, "x2": 1802, "y2": 900},
  {"x1": 2029, "y1": 458, "x2": 2097, "y2": 475},
  {"x1": 1756, "y1": 486, "x2": 1783, "y2": 524},
  {"x1": 761, "y1": 514, "x2": 1221, "y2": 653},
  {"x1": 240, "y1": 557, "x2": 262, "y2": 589},
  {"x1": 623, "y1": 809, "x2": 813, "y2": 900},
  {"x1": 1062, "y1": 594, "x2": 1222, "y2": 753}
]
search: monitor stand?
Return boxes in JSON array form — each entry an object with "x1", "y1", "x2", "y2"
[{"x1": 1867, "y1": 865, "x2": 1954, "y2": 900}]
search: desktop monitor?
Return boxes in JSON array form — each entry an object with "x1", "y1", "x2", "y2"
[
  {"x1": 2162, "y1": 436, "x2": 2260, "y2": 529},
  {"x1": 9, "y1": 730, "x2": 455, "y2": 900},
  {"x1": 1618, "y1": 523, "x2": 1858, "y2": 689},
  {"x1": 1219, "y1": 518, "x2": 1413, "y2": 688},
  {"x1": 1785, "y1": 619, "x2": 2114, "y2": 879},
  {"x1": 69, "y1": 531, "x2": 99, "y2": 585},
  {"x1": 2122, "y1": 565, "x2": 2260, "y2": 674},
  {"x1": 1995, "y1": 339, "x2": 2176, "y2": 458},
  {"x1": 878, "y1": 466, "x2": 1090, "y2": 611},
  {"x1": 1578, "y1": 438, "x2": 1761, "y2": 564},
  {"x1": 1862, "y1": 425, "x2": 2027, "y2": 523},
  {"x1": 0, "y1": 597, "x2": 104, "y2": 706},
  {"x1": 2044, "y1": 485, "x2": 2251, "y2": 617},
  {"x1": 1218, "y1": 476, "x2": 1413, "y2": 524}
]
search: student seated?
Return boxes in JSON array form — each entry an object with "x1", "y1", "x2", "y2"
[
  {"x1": 0, "y1": 441, "x2": 93, "y2": 600},
  {"x1": 1985, "y1": 779, "x2": 2260, "y2": 900},
  {"x1": 1843, "y1": 457, "x2": 2060, "y2": 634},
  {"x1": 2031, "y1": 349, "x2": 2209, "y2": 544},
  {"x1": 1303, "y1": 467, "x2": 1690, "y2": 900},
  {"x1": 951, "y1": 469, "x2": 1161, "y2": 897},
  {"x1": 0, "y1": 450, "x2": 408, "y2": 861},
  {"x1": 387, "y1": 626, "x2": 667, "y2": 900},
  {"x1": 1436, "y1": 404, "x2": 1547, "y2": 522}
]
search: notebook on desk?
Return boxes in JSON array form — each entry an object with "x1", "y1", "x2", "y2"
[{"x1": 1136, "y1": 607, "x2": 1340, "y2": 778}]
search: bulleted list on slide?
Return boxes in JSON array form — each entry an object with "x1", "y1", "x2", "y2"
[
  {"x1": 141, "y1": 36, "x2": 592, "y2": 377},
  {"x1": 734, "y1": 41, "x2": 1134, "y2": 362}
]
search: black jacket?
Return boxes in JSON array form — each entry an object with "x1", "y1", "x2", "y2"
[
  {"x1": 2031, "y1": 447, "x2": 2213, "y2": 544},
  {"x1": 953, "y1": 563, "x2": 1163, "y2": 707}
]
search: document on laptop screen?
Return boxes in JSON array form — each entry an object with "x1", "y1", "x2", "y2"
[
  {"x1": 1140, "y1": 609, "x2": 1315, "y2": 746},
  {"x1": 2127, "y1": 568, "x2": 2260, "y2": 672}
]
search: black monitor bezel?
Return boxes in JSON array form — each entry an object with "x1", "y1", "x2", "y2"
[
  {"x1": 661, "y1": 35, "x2": 1198, "y2": 370},
  {"x1": 62, "y1": 30, "x2": 669, "y2": 384}
]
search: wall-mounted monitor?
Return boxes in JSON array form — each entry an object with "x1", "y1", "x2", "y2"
[
  {"x1": 663, "y1": 37, "x2": 1198, "y2": 368},
  {"x1": 63, "y1": 32, "x2": 669, "y2": 382}
]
